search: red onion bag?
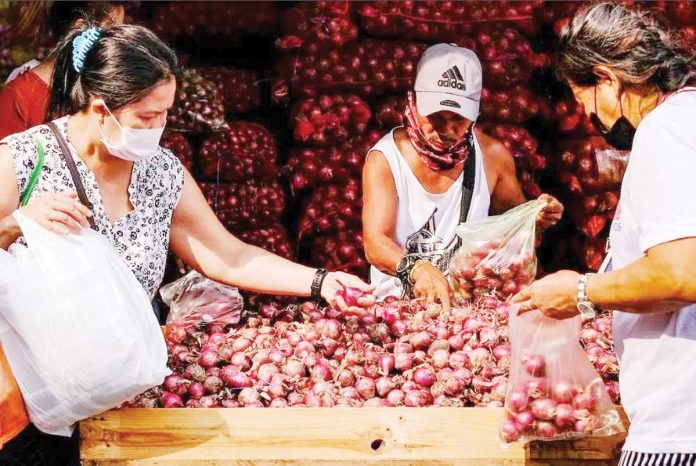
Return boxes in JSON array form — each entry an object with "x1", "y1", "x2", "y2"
[
  {"x1": 449, "y1": 200, "x2": 545, "y2": 304},
  {"x1": 500, "y1": 307, "x2": 624, "y2": 443}
]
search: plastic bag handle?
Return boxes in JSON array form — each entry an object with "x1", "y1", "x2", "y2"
[{"x1": 19, "y1": 136, "x2": 46, "y2": 207}]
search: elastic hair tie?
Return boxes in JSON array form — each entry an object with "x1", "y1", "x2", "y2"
[{"x1": 72, "y1": 27, "x2": 101, "y2": 73}]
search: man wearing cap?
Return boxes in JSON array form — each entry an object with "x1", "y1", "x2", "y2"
[{"x1": 362, "y1": 43, "x2": 563, "y2": 307}]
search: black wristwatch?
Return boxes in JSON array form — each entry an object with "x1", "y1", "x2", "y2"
[{"x1": 311, "y1": 268, "x2": 329, "y2": 300}]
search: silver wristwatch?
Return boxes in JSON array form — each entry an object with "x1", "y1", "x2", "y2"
[{"x1": 577, "y1": 273, "x2": 597, "y2": 319}]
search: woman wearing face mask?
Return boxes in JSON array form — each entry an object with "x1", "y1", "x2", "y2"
[
  {"x1": 0, "y1": 23, "x2": 374, "y2": 465},
  {"x1": 363, "y1": 43, "x2": 563, "y2": 309},
  {"x1": 513, "y1": 3, "x2": 696, "y2": 464}
]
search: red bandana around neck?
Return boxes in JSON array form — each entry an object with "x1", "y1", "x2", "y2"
[{"x1": 404, "y1": 92, "x2": 473, "y2": 171}]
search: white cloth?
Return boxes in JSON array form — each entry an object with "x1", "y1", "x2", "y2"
[
  {"x1": 5, "y1": 59, "x2": 40, "y2": 84},
  {"x1": 368, "y1": 128, "x2": 490, "y2": 298},
  {"x1": 608, "y1": 88, "x2": 696, "y2": 453}
]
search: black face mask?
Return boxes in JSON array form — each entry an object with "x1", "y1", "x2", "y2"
[{"x1": 590, "y1": 85, "x2": 636, "y2": 151}]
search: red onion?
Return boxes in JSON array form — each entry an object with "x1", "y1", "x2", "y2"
[
  {"x1": 410, "y1": 331, "x2": 432, "y2": 351},
  {"x1": 448, "y1": 351, "x2": 468, "y2": 369},
  {"x1": 376, "y1": 376, "x2": 396, "y2": 397},
  {"x1": 311, "y1": 364, "x2": 333, "y2": 382},
  {"x1": 337, "y1": 369, "x2": 355, "y2": 388},
  {"x1": 363, "y1": 398, "x2": 385, "y2": 407},
  {"x1": 448, "y1": 333, "x2": 466, "y2": 351},
  {"x1": 394, "y1": 352, "x2": 414, "y2": 372},
  {"x1": 506, "y1": 390, "x2": 529, "y2": 413},
  {"x1": 404, "y1": 390, "x2": 434, "y2": 407},
  {"x1": 555, "y1": 403, "x2": 575, "y2": 428},
  {"x1": 572, "y1": 392, "x2": 597, "y2": 411},
  {"x1": 230, "y1": 353, "x2": 252, "y2": 372},
  {"x1": 437, "y1": 368, "x2": 454, "y2": 383},
  {"x1": 238, "y1": 388, "x2": 261, "y2": 406},
  {"x1": 378, "y1": 354, "x2": 395, "y2": 375},
  {"x1": 221, "y1": 398, "x2": 239, "y2": 408},
  {"x1": 270, "y1": 398, "x2": 288, "y2": 408},
  {"x1": 199, "y1": 396, "x2": 219, "y2": 408},
  {"x1": 355, "y1": 377, "x2": 377, "y2": 400},
  {"x1": 226, "y1": 372, "x2": 253, "y2": 389},
  {"x1": 204, "y1": 376, "x2": 223, "y2": 394},
  {"x1": 453, "y1": 368, "x2": 473, "y2": 385},
  {"x1": 431, "y1": 350, "x2": 450, "y2": 369},
  {"x1": 536, "y1": 421, "x2": 558, "y2": 438},
  {"x1": 531, "y1": 398, "x2": 557, "y2": 421},
  {"x1": 516, "y1": 410, "x2": 535, "y2": 432},
  {"x1": 575, "y1": 415, "x2": 600, "y2": 433},
  {"x1": 499, "y1": 419, "x2": 522, "y2": 443},
  {"x1": 552, "y1": 380, "x2": 577, "y2": 404},
  {"x1": 523, "y1": 354, "x2": 546, "y2": 377},
  {"x1": 444, "y1": 376, "x2": 466, "y2": 396},
  {"x1": 198, "y1": 351, "x2": 219, "y2": 369},
  {"x1": 386, "y1": 389, "x2": 405, "y2": 406},
  {"x1": 232, "y1": 338, "x2": 252, "y2": 353},
  {"x1": 162, "y1": 392, "x2": 184, "y2": 408},
  {"x1": 492, "y1": 344, "x2": 511, "y2": 361},
  {"x1": 412, "y1": 366, "x2": 436, "y2": 388}
]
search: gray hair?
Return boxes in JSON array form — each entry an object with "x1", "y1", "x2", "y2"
[{"x1": 556, "y1": 2, "x2": 695, "y2": 92}]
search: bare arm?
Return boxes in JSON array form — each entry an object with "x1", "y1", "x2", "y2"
[
  {"x1": 361, "y1": 150, "x2": 404, "y2": 275},
  {"x1": 587, "y1": 237, "x2": 696, "y2": 313},
  {"x1": 477, "y1": 130, "x2": 526, "y2": 215},
  {"x1": 170, "y1": 170, "x2": 372, "y2": 302}
]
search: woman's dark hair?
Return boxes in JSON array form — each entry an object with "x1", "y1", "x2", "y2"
[
  {"x1": 48, "y1": 1, "x2": 120, "y2": 40},
  {"x1": 556, "y1": 2, "x2": 695, "y2": 92},
  {"x1": 48, "y1": 24, "x2": 179, "y2": 119}
]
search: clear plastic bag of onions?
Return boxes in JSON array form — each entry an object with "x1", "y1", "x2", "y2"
[
  {"x1": 499, "y1": 307, "x2": 624, "y2": 443},
  {"x1": 594, "y1": 148, "x2": 629, "y2": 191},
  {"x1": 162, "y1": 271, "x2": 244, "y2": 340},
  {"x1": 449, "y1": 199, "x2": 545, "y2": 304}
]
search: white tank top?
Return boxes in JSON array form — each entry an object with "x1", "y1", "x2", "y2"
[{"x1": 368, "y1": 128, "x2": 491, "y2": 299}]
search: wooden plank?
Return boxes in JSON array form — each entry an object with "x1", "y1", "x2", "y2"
[{"x1": 80, "y1": 407, "x2": 626, "y2": 465}]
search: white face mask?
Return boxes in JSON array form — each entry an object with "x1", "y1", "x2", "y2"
[{"x1": 99, "y1": 105, "x2": 165, "y2": 162}]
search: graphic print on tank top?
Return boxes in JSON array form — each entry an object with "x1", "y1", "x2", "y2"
[{"x1": 404, "y1": 207, "x2": 462, "y2": 274}]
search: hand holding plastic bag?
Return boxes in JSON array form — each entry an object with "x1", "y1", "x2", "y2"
[
  {"x1": 0, "y1": 212, "x2": 169, "y2": 436},
  {"x1": 449, "y1": 200, "x2": 545, "y2": 303},
  {"x1": 162, "y1": 270, "x2": 244, "y2": 341},
  {"x1": 500, "y1": 306, "x2": 624, "y2": 443}
]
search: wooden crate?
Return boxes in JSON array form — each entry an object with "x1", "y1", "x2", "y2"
[{"x1": 80, "y1": 407, "x2": 627, "y2": 465}]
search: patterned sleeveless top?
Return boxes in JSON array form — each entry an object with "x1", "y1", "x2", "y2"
[{"x1": 2, "y1": 116, "x2": 184, "y2": 298}]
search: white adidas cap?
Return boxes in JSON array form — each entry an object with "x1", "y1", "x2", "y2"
[{"x1": 414, "y1": 43, "x2": 482, "y2": 122}]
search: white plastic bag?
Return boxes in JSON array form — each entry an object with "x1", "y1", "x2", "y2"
[{"x1": 0, "y1": 212, "x2": 170, "y2": 436}]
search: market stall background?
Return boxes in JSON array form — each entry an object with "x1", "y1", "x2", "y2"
[{"x1": 0, "y1": 0, "x2": 694, "y2": 413}]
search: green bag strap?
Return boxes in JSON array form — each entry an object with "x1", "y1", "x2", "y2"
[{"x1": 19, "y1": 136, "x2": 46, "y2": 207}]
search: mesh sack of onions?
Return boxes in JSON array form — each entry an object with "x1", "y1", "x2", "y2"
[
  {"x1": 161, "y1": 271, "x2": 245, "y2": 341},
  {"x1": 479, "y1": 85, "x2": 541, "y2": 124},
  {"x1": 195, "y1": 67, "x2": 262, "y2": 114},
  {"x1": 150, "y1": 2, "x2": 280, "y2": 43},
  {"x1": 198, "y1": 181, "x2": 286, "y2": 230},
  {"x1": 291, "y1": 94, "x2": 372, "y2": 146},
  {"x1": 286, "y1": 130, "x2": 382, "y2": 192},
  {"x1": 199, "y1": 122, "x2": 280, "y2": 182},
  {"x1": 449, "y1": 200, "x2": 546, "y2": 303},
  {"x1": 274, "y1": 40, "x2": 426, "y2": 100},
  {"x1": 280, "y1": 1, "x2": 358, "y2": 51},
  {"x1": 357, "y1": 1, "x2": 541, "y2": 42},
  {"x1": 499, "y1": 308, "x2": 624, "y2": 443},
  {"x1": 161, "y1": 131, "x2": 194, "y2": 173},
  {"x1": 168, "y1": 69, "x2": 228, "y2": 134}
]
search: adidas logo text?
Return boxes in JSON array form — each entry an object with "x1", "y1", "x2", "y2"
[{"x1": 437, "y1": 65, "x2": 466, "y2": 90}]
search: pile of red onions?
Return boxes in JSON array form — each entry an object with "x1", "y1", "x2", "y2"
[
  {"x1": 275, "y1": 40, "x2": 426, "y2": 99},
  {"x1": 128, "y1": 295, "x2": 517, "y2": 409},
  {"x1": 199, "y1": 122, "x2": 279, "y2": 182},
  {"x1": 500, "y1": 353, "x2": 612, "y2": 442},
  {"x1": 291, "y1": 94, "x2": 372, "y2": 145},
  {"x1": 149, "y1": 2, "x2": 280, "y2": 43},
  {"x1": 280, "y1": 1, "x2": 358, "y2": 51},
  {"x1": 168, "y1": 69, "x2": 227, "y2": 134},
  {"x1": 161, "y1": 131, "x2": 194, "y2": 173},
  {"x1": 450, "y1": 239, "x2": 536, "y2": 302},
  {"x1": 195, "y1": 67, "x2": 262, "y2": 114},
  {"x1": 286, "y1": 131, "x2": 382, "y2": 192},
  {"x1": 198, "y1": 180, "x2": 286, "y2": 230},
  {"x1": 580, "y1": 314, "x2": 620, "y2": 403},
  {"x1": 357, "y1": 2, "x2": 541, "y2": 42}
]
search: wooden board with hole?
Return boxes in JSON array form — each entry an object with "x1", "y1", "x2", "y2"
[{"x1": 80, "y1": 407, "x2": 627, "y2": 465}]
